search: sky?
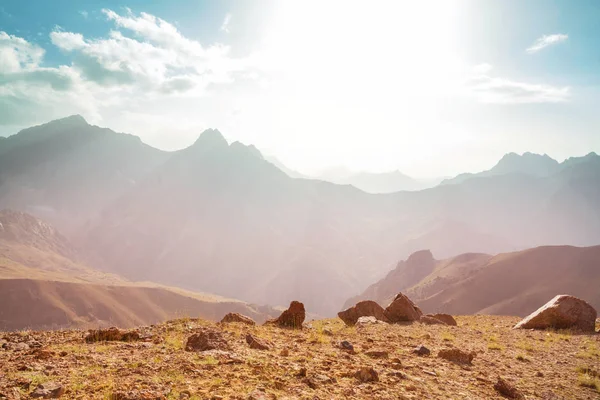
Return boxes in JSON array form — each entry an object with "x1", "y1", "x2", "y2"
[{"x1": 1, "y1": 0, "x2": 600, "y2": 178}]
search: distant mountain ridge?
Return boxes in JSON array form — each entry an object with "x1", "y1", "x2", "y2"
[
  {"x1": 441, "y1": 151, "x2": 599, "y2": 185},
  {"x1": 344, "y1": 245, "x2": 600, "y2": 317},
  {"x1": 1, "y1": 116, "x2": 600, "y2": 316}
]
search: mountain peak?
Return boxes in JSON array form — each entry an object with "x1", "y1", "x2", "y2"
[
  {"x1": 52, "y1": 114, "x2": 89, "y2": 126},
  {"x1": 492, "y1": 152, "x2": 559, "y2": 177},
  {"x1": 406, "y1": 249, "x2": 435, "y2": 265},
  {"x1": 191, "y1": 129, "x2": 228, "y2": 150}
]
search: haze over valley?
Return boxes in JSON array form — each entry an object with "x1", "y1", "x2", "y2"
[{"x1": 1, "y1": 2, "x2": 599, "y2": 398}]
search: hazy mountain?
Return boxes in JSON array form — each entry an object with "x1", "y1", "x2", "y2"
[
  {"x1": 0, "y1": 115, "x2": 170, "y2": 235},
  {"x1": 441, "y1": 151, "x2": 593, "y2": 186},
  {"x1": 314, "y1": 167, "x2": 441, "y2": 193},
  {"x1": 264, "y1": 155, "x2": 307, "y2": 178},
  {"x1": 2, "y1": 117, "x2": 600, "y2": 316},
  {"x1": 344, "y1": 245, "x2": 600, "y2": 317},
  {"x1": 0, "y1": 209, "x2": 277, "y2": 330}
]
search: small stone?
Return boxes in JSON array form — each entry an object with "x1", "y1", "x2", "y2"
[
  {"x1": 536, "y1": 371, "x2": 544, "y2": 377},
  {"x1": 419, "y1": 316, "x2": 447, "y2": 325},
  {"x1": 322, "y1": 328, "x2": 334, "y2": 336},
  {"x1": 364, "y1": 349, "x2": 389, "y2": 359},
  {"x1": 493, "y1": 377, "x2": 523, "y2": 399},
  {"x1": 340, "y1": 341, "x2": 354, "y2": 352},
  {"x1": 280, "y1": 348, "x2": 289, "y2": 356},
  {"x1": 413, "y1": 345, "x2": 430, "y2": 356},
  {"x1": 185, "y1": 328, "x2": 230, "y2": 352},
  {"x1": 220, "y1": 313, "x2": 256, "y2": 325},
  {"x1": 296, "y1": 367, "x2": 307, "y2": 377},
  {"x1": 438, "y1": 348, "x2": 475, "y2": 364},
  {"x1": 245, "y1": 334, "x2": 271, "y2": 350},
  {"x1": 426, "y1": 313, "x2": 458, "y2": 326},
  {"x1": 355, "y1": 367, "x2": 379, "y2": 383},
  {"x1": 30, "y1": 382, "x2": 65, "y2": 398}
]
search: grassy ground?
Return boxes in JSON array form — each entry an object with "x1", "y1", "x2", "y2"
[{"x1": 1, "y1": 316, "x2": 599, "y2": 399}]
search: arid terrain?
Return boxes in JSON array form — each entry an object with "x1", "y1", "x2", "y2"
[{"x1": 1, "y1": 316, "x2": 599, "y2": 399}]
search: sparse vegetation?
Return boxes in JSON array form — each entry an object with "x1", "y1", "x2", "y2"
[{"x1": 1, "y1": 315, "x2": 597, "y2": 399}]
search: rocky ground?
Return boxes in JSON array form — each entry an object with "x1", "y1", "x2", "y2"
[{"x1": 1, "y1": 316, "x2": 599, "y2": 399}]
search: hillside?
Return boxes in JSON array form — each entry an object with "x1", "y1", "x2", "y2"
[
  {"x1": 1, "y1": 117, "x2": 600, "y2": 317},
  {"x1": 1, "y1": 316, "x2": 598, "y2": 399},
  {"x1": 0, "y1": 279, "x2": 275, "y2": 331},
  {"x1": 0, "y1": 210, "x2": 277, "y2": 330},
  {"x1": 345, "y1": 245, "x2": 600, "y2": 317}
]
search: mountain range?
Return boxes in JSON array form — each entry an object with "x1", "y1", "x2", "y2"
[
  {"x1": 343, "y1": 245, "x2": 600, "y2": 317},
  {"x1": 1, "y1": 116, "x2": 599, "y2": 317}
]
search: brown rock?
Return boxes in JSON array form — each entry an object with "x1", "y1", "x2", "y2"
[
  {"x1": 338, "y1": 301, "x2": 387, "y2": 326},
  {"x1": 264, "y1": 301, "x2": 305, "y2": 329},
  {"x1": 493, "y1": 377, "x2": 523, "y2": 399},
  {"x1": 364, "y1": 349, "x2": 389, "y2": 359},
  {"x1": 30, "y1": 382, "x2": 65, "y2": 398},
  {"x1": 426, "y1": 313, "x2": 457, "y2": 326},
  {"x1": 413, "y1": 345, "x2": 430, "y2": 356},
  {"x1": 245, "y1": 334, "x2": 271, "y2": 350},
  {"x1": 383, "y1": 293, "x2": 423, "y2": 323},
  {"x1": 355, "y1": 367, "x2": 379, "y2": 383},
  {"x1": 513, "y1": 295, "x2": 597, "y2": 332},
  {"x1": 419, "y1": 316, "x2": 447, "y2": 325},
  {"x1": 437, "y1": 348, "x2": 475, "y2": 364},
  {"x1": 184, "y1": 328, "x2": 229, "y2": 352},
  {"x1": 220, "y1": 313, "x2": 256, "y2": 325},
  {"x1": 85, "y1": 327, "x2": 140, "y2": 343}
]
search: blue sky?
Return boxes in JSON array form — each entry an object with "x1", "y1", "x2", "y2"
[{"x1": 1, "y1": 0, "x2": 599, "y2": 177}]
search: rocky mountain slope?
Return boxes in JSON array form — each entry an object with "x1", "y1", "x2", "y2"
[
  {"x1": 0, "y1": 210, "x2": 277, "y2": 330},
  {"x1": 1, "y1": 315, "x2": 598, "y2": 399},
  {"x1": 1, "y1": 117, "x2": 600, "y2": 316},
  {"x1": 345, "y1": 245, "x2": 600, "y2": 317}
]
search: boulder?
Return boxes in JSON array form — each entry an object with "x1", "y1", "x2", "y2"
[
  {"x1": 220, "y1": 313, "x2": 256, "y2": 325},
  {"x1": 383, "y1": 293, "x2": 422, "y2": 323},
  {"x1": 338, "y1": 301, "x2": 387, "y2": 326},
  {"x1": 265, "y1": 301, "x2": 305, "y2": 329},
  {"x1": 419, "y1": 316, "x2": 447, "y2": 325},
  {"x1": 184, "y1": 328, "x2": 229, "y2": 352},
  {"x1": 513, "y1": 295, "x2": 597, "y2": 332},
  {"x1": 426, "y1": 313, "x2": 457, "y2": 326}
]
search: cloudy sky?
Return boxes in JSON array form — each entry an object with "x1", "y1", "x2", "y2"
[{"x1": 1, "y1": 0, "x2": 599, "y2": 177}]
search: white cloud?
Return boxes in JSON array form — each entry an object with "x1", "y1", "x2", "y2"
[
  {"x1": 467, "y1": 66, "x2": 570, "y2": 104},
  {"x1": 50, "y1": 31, "x2": 86, "y2": 51},
  {"x1": 48, "y1": 10, "x2": 250, "y2": 95},
  {"x1": 79, "y1": 11, "x2": 89, "y2": 19},
  {"x1": 221, "y1": 13, "x2": 232, "y2": 33},
  {"x1": 526, "y1": 33, "x2": 568, "y2": 53}
]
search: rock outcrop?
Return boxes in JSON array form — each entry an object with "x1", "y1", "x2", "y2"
[
  {"x1": 265, "y1": 301, "x2": 305, "y2": 329},
  {"x1": 338, "y1": 301, "x2": 387, "y2": 326},
  {"x1": 513, "y1": 295, "x2": 597, "y2": 332},
  {"x1": 383, "y1": 293, "x2": 423, "y2": 323},
  {"x1": 220, "y1": 313, "x2": 256, "y2": 325}
]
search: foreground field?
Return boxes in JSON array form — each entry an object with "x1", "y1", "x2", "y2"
[{"x1": 1, "y1": 316, "x2": 599, "y2": 399}]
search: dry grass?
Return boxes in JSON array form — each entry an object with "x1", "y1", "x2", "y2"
[{"x1": 0, "y1": 315, "x2": 598, "y2": 399}]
